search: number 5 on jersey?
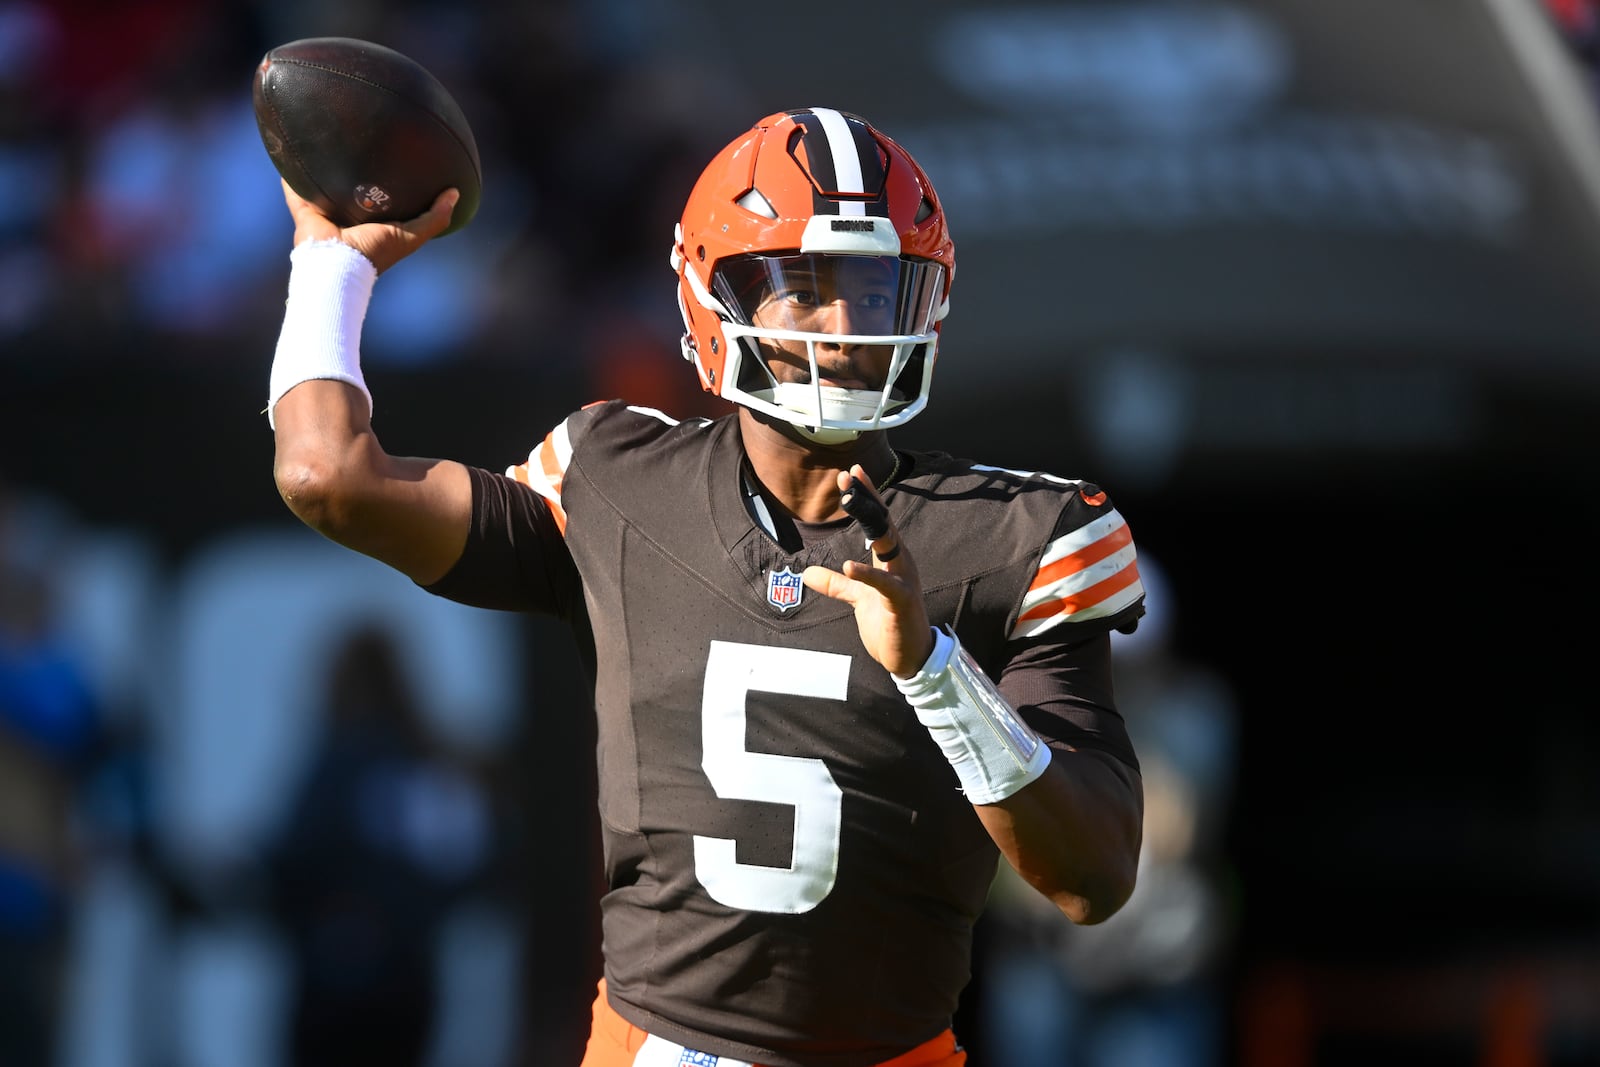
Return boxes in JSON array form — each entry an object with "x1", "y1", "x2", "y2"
[{"x1": 694, "y1": 641, "x2": 848, "y2": 914}]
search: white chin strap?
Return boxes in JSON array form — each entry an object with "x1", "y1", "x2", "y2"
[
  {"x1": 793, "y1": 424, "x2": 862, "y2": 445},
  {"x1": 756, "y1": 383, "x2": 888, "y2": 443}
]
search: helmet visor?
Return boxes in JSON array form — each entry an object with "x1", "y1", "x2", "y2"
[{"x1": 713, "y1": 253, "x2": 946, "y2": 340}]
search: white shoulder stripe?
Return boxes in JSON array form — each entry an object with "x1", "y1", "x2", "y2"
[
  {"x1": 1020, "y1": 543, "x2": 1140, "y2": 617},
  {"x1": 970, "y1": 463, "x2": 1077, "y2": 486},
  {"x1": 1010, "y1": 505, "x2": 1143, "y2": 640},
  {"x1": 506, "y1": 418, "x2": 572, "y2": 504},
  {"x1": 1037, "y1": 510, "x2": 1128, "y2": 567},
  {"x1": 1013, "y1": 579, "x2": 1145, "y2": 640},
  {"x1": 548, "y1": 418, "x2": 574, "y2": 471},
  {"x1": 625, "y1": 404, "x2": 680, "y2": 426}
]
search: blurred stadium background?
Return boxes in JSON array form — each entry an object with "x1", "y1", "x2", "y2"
[{"x1": 1, "y1": 1, "x2": 1597, "y2": 1065}]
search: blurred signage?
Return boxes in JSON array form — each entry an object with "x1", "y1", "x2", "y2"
[
  {"x1": 682, "y1": 0, "x2": 1600, "y2": 377},
  {"x1": 918, "y1": 4, "x2": 1521, "y2": 243}
]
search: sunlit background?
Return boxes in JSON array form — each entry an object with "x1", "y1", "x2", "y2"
[{"x1": 2, "y1": 1, "x2": 1598, "y2": 1065}]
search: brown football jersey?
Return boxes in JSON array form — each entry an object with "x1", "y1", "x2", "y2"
[{"x1": 427, "y1": 401, "x2": 1145, "y2": 1067}]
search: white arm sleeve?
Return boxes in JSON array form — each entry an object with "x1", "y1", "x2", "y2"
[
  {"x1": 266, "y1": 239, "x2": 377, "y2": 429},
  {"x1": 895, "y1": 627, "x2": 1053, "y2": 805}
]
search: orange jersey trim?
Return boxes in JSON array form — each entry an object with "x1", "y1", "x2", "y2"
[
  {"x1": 1011, "y1": 508, "x2": 1143, "y2": 639},
  {"x1": 580, "y1": 980, "x2": 967, "y2": 1067},
  {"x1": 507, "y1": 420, "x2": 573, "y2": 535},
  {"x1": 1027, "y1": 521, "x2": 1133, "y2": 592},
  {"x1": 1018, "y1": 558, "x2": 1143, "y2": 624}
]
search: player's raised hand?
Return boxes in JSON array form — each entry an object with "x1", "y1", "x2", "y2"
[
  {"x1": 281, "y1": 179, "x2": 458, "y2": 274},
  {"x1": 802, "y1": 465, "x2": 935, "y2": 678}
]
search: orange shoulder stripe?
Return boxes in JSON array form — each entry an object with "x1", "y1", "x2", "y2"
[
  {"x1": 1017, "y1": 559, "x2": 1143, "y2": 623},
  {"x1": 1027, "y1": 521, "x2": 1133, "y2": 592}
]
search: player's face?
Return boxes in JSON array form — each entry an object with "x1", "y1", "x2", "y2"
[{"x1": 749, "y1": 260, "x2": 898, "y2": 389}]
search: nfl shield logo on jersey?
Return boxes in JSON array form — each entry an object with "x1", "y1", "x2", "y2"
[{"x1": 767, "y1": 566, "x2": 804, "y2": 612}]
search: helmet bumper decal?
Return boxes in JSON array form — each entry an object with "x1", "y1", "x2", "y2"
[{"x1": 798, "y1": 215, "x2": 902, "y2": 256}]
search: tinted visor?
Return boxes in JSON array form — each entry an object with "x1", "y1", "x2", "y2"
[{"x1": 713, "y1": 253, "x2": 945, "y2": 338}]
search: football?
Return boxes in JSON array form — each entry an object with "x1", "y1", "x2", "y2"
[{"x1": 252, "y1": 37, "x2": 481, "y2": 236}]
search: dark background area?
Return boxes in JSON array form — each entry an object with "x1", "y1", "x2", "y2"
[{"x1": 3, "y1": 1, "x2": 1599, "y2": 1065}]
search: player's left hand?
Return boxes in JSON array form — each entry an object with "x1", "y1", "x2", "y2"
[{"x1": 803, "y1": 465, "x2": 935, "y2": 678}]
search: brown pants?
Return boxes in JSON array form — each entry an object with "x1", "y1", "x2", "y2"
[{"x1": 579, "y1": 980, "x2": 968, "y2": 1067}]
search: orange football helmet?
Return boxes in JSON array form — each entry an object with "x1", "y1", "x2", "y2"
[{"x1": 670, "y1": 108, "x2": 955, "y2": 443}]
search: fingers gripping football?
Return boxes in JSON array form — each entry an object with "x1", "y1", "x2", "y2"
[
  {"x1": 282, "y1": 180, "x2": 458, "y2": 274},
  {"x1": 802, "y1": 466, "x2": 934, "y2": 678}
]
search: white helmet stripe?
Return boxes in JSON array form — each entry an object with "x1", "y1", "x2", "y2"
[{"x1": 812, "y1": 108, "x2": 867, "y2": 217}]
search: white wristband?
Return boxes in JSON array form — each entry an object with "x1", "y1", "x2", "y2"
[
  {"x1": 266, "y1": 239, "x2": 377, "y2": 429},
  {"x1": 896, "y1": 627, "x2": 1052, "y2": 805}
]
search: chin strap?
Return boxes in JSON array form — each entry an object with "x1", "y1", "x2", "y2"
[
  {"x1": 791, "y1": 423, "x2": 862, "y2": 445},
  {"x1": 755, "y1": 383, "x2": 881, "y2": 443},
  {"x1": 894, "y1": 627, "x2": 1052, "y2": 805}
]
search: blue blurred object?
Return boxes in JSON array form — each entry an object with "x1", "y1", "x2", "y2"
[{"x1": 0, "y1": 635, "x2": 98, "y2": 762}]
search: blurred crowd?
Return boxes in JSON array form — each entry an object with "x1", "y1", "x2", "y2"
[
  {"x1": 3, "y1": 0, "x2": 1596, "y2": 343},
  {"x1": 4, "y1": 0, "x2": 1596, "y2": 374},
  {"x1": 0, "y1": 472, "x2": 536, "y2": 1067},
  {"x1": 0, "y1": 0, "x2": 742, "y2": 415},
  {"x1": 0, "y1": 479, "x2": 101, "y2": 1066}
]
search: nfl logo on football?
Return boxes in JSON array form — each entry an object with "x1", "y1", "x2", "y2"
[{"x1": 767, "y1": 566, "x2": 804, "y2": 612}]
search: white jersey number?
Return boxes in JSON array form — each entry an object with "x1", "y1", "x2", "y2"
[{"x1": 693, "y1": 640, "x2": 848, "y2": 914}]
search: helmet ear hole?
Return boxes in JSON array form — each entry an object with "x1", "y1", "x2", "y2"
[{"x1": 915, "y1": 197, "x2": 934, "y2": 224}]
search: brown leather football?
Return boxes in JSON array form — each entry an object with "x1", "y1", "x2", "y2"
[{"x1": 253, "y1": 37, "x2": 481, "y2": 236}]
